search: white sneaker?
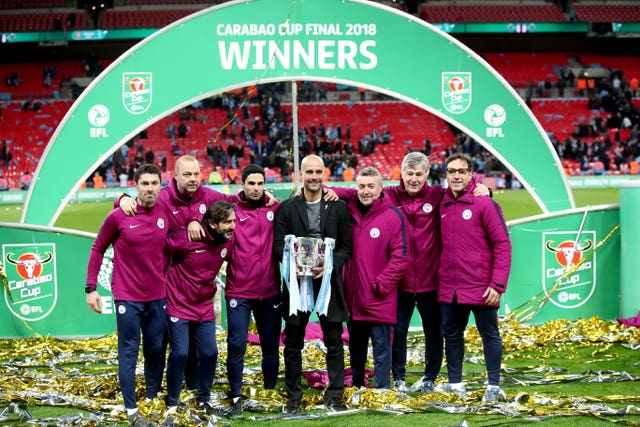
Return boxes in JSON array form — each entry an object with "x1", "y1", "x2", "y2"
[
  {"x1": 445, "y1": 382, "x2": 467, "y2": 399},
  {"x1": 393, "y1": 380, "x2": 408, "y2": 393},
  {"x1": 482, "y1": 385, "x2": 506, "y2": 404}
]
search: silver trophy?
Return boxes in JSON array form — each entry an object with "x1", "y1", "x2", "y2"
[{"x1": 293, "y1": 237, "x2": 324, "y2": 276}]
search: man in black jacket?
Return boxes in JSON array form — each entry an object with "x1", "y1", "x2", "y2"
[{"x1": 273, "y1": 154, "x2": 353, "y2": 414}]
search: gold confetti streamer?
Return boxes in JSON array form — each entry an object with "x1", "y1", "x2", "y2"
[{"x1": 0, "y1": 316, "x2": 638, "y2": 425}]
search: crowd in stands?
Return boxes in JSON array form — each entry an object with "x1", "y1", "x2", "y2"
[
  {"x1": 552, "y1": 69, "x2": 640, "y2": 175},
  {"x1": 1, "y1": 54, "x2": 640, "y2": 190}
]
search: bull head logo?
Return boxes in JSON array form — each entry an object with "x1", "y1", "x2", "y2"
[
  {"x1": 5, "y1": 252, "x2": 53, "y2": 280},
  {"x1": 545, "y1": 240, "x2": 593, "y2": 268}
]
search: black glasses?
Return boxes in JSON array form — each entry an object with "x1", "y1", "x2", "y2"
[{"x1": 446, "y1": 168, "x2": 470, "y2": 175}]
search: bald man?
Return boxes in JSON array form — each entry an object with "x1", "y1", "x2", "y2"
[{"x1": 273, "y1": 155, "x2": 353, "y2": 414}]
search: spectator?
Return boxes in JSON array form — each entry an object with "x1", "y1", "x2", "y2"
[
  {"x1": 390, "y1": 165, "x2": 401, "y2": 180},
  {"x1": 178, "y1": 122, "x2": 188, "y2": 139},
  {"x1": 342, "y1": 165, "x2": 355, "y2": 182},
  {"x1": 171, "y1": 140, "x2": 183, "y2": 156},
  {"x1": 557, "y1": 77, "x2": 566, "y2": 97},
  {"x1": 92, "y1": 171, "x2": 105, "y2": 188},
  {"x1": 160, "y1": 170, "x2": 171, "y2": 187},
  {"x1": 167, "y1": 122, "x2": 176, "y2": 139},
  {"x1": 119, "y1": 171, "x2": 129, "y2": 188},
  {"x1": 422, "y1": 139, "x2": 431, "y2": 156},
  {"x1": 208, "y1": 168, "x2": 223, "y2": 184},
  {"x1": 19, "y1": 171, "x2": 32, "y2": 190},
  {"x1": 22, "y1": 98, "x2": 32, "y2": 112},
  {"x1": 630, "y1": 76, "x2": 639, "y2": 96},
  {"x1": 382, "y1": 130, "x2": 391, "y2": 145},
  {"x1": 145, "y1": 149, "x2": 154, "y2": 165}
]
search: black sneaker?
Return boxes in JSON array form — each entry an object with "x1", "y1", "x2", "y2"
[
  {"x1": 229, "y1": 396, "x2": 243, "y2": 417},
  {"x1": 128, "y1": 412, "x2": 157, "y2": 427},
  {"x1": 161, "y1": 407, "x2": 179, "y2": 427},
  {"x1": 326, "y1": 396, "x2": 347, "y2": 412},
  {"x1": 160, "y1": 415, "x2": 178, "y2": 427},
  {"x1": 195, "y1": 401, "x2": 218, "y2": 416},
  {"x1": 284, "y1": 399, "x2": 301, "y2": 414}
]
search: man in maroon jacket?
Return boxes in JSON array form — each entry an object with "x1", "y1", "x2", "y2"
[
  {"x1": 164, "y1": 201, "x2": 235, "y2": 422},
  {"x1": 438, "y1": 153, "x2": 512, "y2": 404},
  {"x1": 86, "y1": 164, "x2": 167, "y2": 427},
  {"x1": 342, "y1": 167, "x2": 409, "y2": 389},
  {"x1": 224, "y1": 164, "x2": 281, "y2": 416}
]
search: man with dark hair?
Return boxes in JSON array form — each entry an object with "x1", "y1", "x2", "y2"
[
  {"x1": 439, "y1": 153, "x2": 511, "y2": 403},
  {"x1": 164, "y1": 201, "x2": 236, "y2": 423},
  {"x1": 273, "y1": 155, "x2": 352, "y2": 414},
  {"x1": 342, "y1": 167, "x2": 409, "y2": 389},
  {"x1": 86, "y1": 164, "x2": 167, "y2": 427},
  {"x1": 224, "y1": 164, "x2": 281, "y2": 416}
]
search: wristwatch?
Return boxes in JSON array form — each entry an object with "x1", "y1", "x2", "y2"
[{"x1": 85, "y1": 286, "x2": 97, "y2": 294}]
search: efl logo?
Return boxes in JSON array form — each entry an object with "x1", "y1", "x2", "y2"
[
  {"x1": 123, "y1": 72, "x2": 152, "y2": 114},
  {"x1": 441, "y1": 72, "x2": 471, "y2": 114},
  {"x1": 484, "y1": 104, "x2": 506, "y2": 138},
  {"x1": 542, "y1": 231, "x2": 596, "y2": 309},
  {"x1": 2, "y1": 243, "x2": 57, "y2": 321},
  {"x1": 88, "y1": 104, "x2": 110, "y2": 138}
]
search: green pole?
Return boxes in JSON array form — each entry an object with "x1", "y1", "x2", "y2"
[{"x1": 619, "y1": 181, "x2": 640, "y2": 318}]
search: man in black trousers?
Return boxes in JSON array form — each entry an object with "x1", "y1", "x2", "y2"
[{"x1": 273, "y1": 154, "x2": 353, "y2": 414}]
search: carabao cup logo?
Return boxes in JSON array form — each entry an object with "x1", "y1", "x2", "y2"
[
  {"x1": 542, "y1": 231, "x2": 596, "y2": 309},
  {"x1": 2, "y1": 243, "x2": 57, "y2": 321},
  {"x1": 123, "y1": 72, "x2": 152, "y2": 114},
  {"x1": 442, "y1": 72, "x2": 471, "y2": 114}
]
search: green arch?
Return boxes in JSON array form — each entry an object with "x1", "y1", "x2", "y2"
[{"x1": 21, "y1": 0, "x2": 574, "y2": 226}]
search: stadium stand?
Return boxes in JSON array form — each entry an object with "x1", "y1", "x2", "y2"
[
  {"x1": 122, "y1": 0, "x2": 221, "y2": 5},
  {"x1": 482, "y1": 52, "x2": 571, "y2": 88},
  {"x1": 577, "y1": 55, "x2": 640, "y2": 80},
  {"x1": 0, "y1": 61, "x2": 85, "y2": 99},
  {"x1": 419, "y1": 3, "x2": 566, "y2": 23},
  {"x1": 99, "y1": 9, "x2": 196, "y2": 29},
  {"x1": 2, "y1": 89, "x2": 637, "y2": 188},
  {"x1": 0, "y1": 0, "x2": 67, "y2": 8},
  {"x1": 0, "y1": 12, "x2": 89, "y2": 32},
  {"x1": 573, "y1": 3, "x2": 640, "y2": 23}
]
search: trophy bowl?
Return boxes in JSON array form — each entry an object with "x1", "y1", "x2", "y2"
[{"x1": 293, "y1": 237, "x2": 324, "y2": 277}]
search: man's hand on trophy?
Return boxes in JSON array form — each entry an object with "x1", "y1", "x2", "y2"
[{"x1": 311, "y1": 266, "x2": 324, "y2": 279}]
